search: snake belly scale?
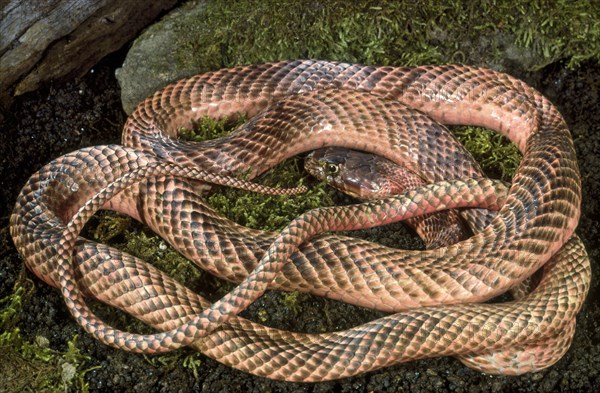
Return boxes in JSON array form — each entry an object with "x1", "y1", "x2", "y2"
[{"x1": 10, "y1": 60, "x2": 590, "y2": 381}]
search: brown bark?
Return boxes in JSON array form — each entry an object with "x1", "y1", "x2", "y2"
[{"x1": 0, "y1": 0, "x2": 177, "y2": 106}]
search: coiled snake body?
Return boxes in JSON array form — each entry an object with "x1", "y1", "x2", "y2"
[{"x1": 10, "y1": 61, "x2": 590, "y2": 381}]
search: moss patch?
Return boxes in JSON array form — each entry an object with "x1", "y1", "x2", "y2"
[
  {"x1": 0, "y1": 278, "x2": 97, "y2": 393},
  {"x1": 453, "y1": 126, "x2": 522, "y2": 181},
  {"x1": 175, "y1": 0, "x2": 600, "y2": 72},
  {"x1": 178, "y1": 115, "x2": 236, "y2": 142},
  {"x1": 206, "y1": 163, "x2": 334, "y2": 231}
]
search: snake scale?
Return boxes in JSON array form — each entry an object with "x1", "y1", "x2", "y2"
[{"x1": 10, "y1": 60, "x2": 590, "y2": 381}]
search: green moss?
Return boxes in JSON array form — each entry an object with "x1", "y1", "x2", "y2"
[
  {"x1": 454, "y1": 126, "x2": 522, "y2": 181},
  {"x1": 175, "y1": 0, "x2": 600, "y2": 72},
  {"x1": 93, "y1": 213, "x2": 133, "y2": 243},
  {"x1": 178, "y1": 115, "x2": 241, "y2": 142},
  {"x1": 0, "y1": 276, "x2": 33, "y2": 329},
  {"x1": 0, "y1": 279, "x2": 97, "y2": 392},
  {"x1": 280, "y1": 292, "x2": 302, "y2": 316},
  {"x1": 182, "y1": 353, "x2": 203, "y2": 380},
  {"x1": 506, "y1": 1, "x2": 600, "y2": 68},
  {"x1": 144, "y1": 351, "x2": 204, "y2": 380},
  {"x1": 257, "y1": 309, "x2": 269, "y2": 323},
  {"x1": 207, "y1": 163, "x2": 334, "y2": 231}
]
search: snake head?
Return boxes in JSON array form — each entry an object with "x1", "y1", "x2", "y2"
[{"x1": 304, "y1": 147, "x2": 386, "y2": 200}]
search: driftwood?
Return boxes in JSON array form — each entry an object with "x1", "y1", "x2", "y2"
[{"x1": 0, "y1": 0, "x2": 177, "y2": 107}]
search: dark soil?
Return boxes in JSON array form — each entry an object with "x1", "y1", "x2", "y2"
[{"x1": 0, "y1": 50, "x2": 599, "y2": 392}]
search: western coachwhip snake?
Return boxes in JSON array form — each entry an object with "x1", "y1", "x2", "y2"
[
  {"x1": 9, "y1": 60, "x2": 590, "y2": 381},
  {"x1": 305, "y1": 146, "x2": 473, "y2": 248}
]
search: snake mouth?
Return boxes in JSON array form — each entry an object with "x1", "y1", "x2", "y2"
[{"x1": 332, "y1": 173, "x2": 382, "y2": 200}]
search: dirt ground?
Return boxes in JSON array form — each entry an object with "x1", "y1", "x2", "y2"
[{"x1": 1, "y1": 50, "x2": 598, "y2": 392}]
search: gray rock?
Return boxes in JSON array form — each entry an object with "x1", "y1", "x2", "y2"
[{"x1": 116, "y1": 0, "x2": 208, "y2": 114}]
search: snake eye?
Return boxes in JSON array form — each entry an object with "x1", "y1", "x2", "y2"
[{"x1": 325, "y1": 163, "x2": 339, "y2": 175}]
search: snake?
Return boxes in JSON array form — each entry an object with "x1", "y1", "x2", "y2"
[
  {"x1": 305, "y1": 146, "x2": 472, "y2": 248},
  {"x1": 9, "y1": 60, "x2": 590, "y2": 381}
]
